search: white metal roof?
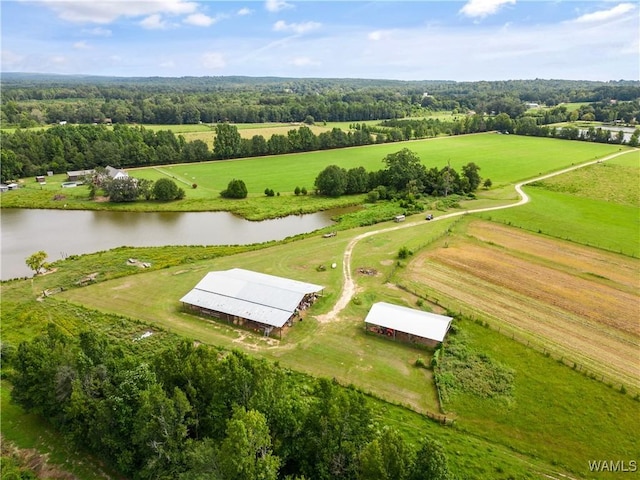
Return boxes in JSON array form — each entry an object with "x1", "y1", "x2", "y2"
[
  {"x1": 364, "y1": 302, "x2": 452, "y2": 342},
  {"x1": 180, "y1": 268, "x2": 323, "y2": 329}
]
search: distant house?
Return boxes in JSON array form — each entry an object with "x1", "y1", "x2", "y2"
[
  {"x1": 105, "y1": 166, "x2": 128, "y2": 180},
  {"x1": 67, "y1": 169, "x2": 95, "y2": 182},
  {"x1": 6, "y1": 183, "x2": 19, "y2": 190},
  {"x1": 35, "y1": 175, "x2": 46, "y2": 183}
]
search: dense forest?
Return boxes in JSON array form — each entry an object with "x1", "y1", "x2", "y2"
[
  {"x1": 1, "y1": 76, "x2": 639, "y2": 183},
  {"x1": 2, "y1": 74, "x2": 639, "y2": 126},
  {"x1": 6, "y1": 325, "x2": 450, "y2": 480}
]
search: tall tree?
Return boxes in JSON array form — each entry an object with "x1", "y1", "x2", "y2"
[
  {"x1": 314, "y1": 165, "x2": 348, "y2": 197},
  {"x1": 213, "y1": 123, "x2": 241, "y2": 159},
  {"x1": 217, "y1": 407, "x2": 280, "y2": 480},
  {"x1": 383, "y1": 148, "x2": 426, "y2": 192}
]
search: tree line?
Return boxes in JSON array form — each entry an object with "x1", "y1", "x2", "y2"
[
  {"x1": 2, "y1": 75, "x2": 638, "y2": 128},
  {"x1": 313, "y1": 149, "x2": 485, "y2": 200},
  {"x1": 6, "y1": 325, "x2": 451, "y2": 480}
]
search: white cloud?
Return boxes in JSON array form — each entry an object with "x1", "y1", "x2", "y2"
[
  {"x1": 1, "y1": 50, "x2": 26, "y2": 70},
  {"x1": 82, "y1": 27, "x2": 112, "y2": 37},
  {"x1": 265, "y1": 0, "x2": 293, "y2": 13},
  {"x1": 202, "y1": 52, "x2": 226, "y2": 69},
  {"x1": 237, "y1": 7, "x2": 253, "y2": 16},
  {"x1": 160, "y1": 60, "x2": 176, "y2": 68},
  {"x1": 73, "y1": 41, "x2": 90, "y2": 50},
  {"x1": 273, "y1": 20, "x2": 321, "y2": 34},
  {"x1": 50, "y1": 55, "x2": 67, "y2": 65},
  {"x1": 289, "y1": 57, "x2": 320, "y2": 67},
  {"x1": 35, "y1": 0, "x2": 198, "y2": 24},
  {"x1": 184, "y1": 13, "x2": 216, "y2": 27},
  {"x1": 460, "y1": 0, "x2": 516, "y2": 18},
  {"x1": 368, "y1": 30, "x2": 392, "y2": 41},
  {"x1": 574, "y1": 3, "x2": 635, "y2": 23},
  {"x1": 140, "y1": 14, "x2": 169, "y2": 30}
]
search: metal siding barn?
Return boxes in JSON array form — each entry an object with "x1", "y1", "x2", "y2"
[
  {"x1": 364, "y1": 302, "x2": 452, "y2": 343},
  {"x1": 180, "y1": 269, "x2": 324, "y2": 329}
]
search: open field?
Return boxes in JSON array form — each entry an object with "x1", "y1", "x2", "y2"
[
  {"x1": 129, "y1": 134, "x2": 629, "y2": 194},
  {"x1": 479, "y1": 149, "x2": 639, "y2": 257},
  {"x1": 5, "y1": 135, "x2": 629, "y2": 220},
  {"x1": 399, "y1": 219, "x2": 640, "y2": 390}
]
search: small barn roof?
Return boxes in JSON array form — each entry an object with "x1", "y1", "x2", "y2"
[
  {"x1": 180, "y1": 268, "x2": 323, "y2": 329},
  {"x1": 364, "y1": 302, "x2": 452, "y2": 342}
]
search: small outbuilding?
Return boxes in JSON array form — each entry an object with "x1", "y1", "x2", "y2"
[
  {"x1": 364, "y1": 302, "x2": 452, "y2": 347},
  {"x1": 180, "y1": 268, "x2": 324, "y2": 338},
  {"x1": 67, "y1": 169, "x2": 95, "y2": 182}
]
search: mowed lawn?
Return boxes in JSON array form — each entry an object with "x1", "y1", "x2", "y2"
[{"x1": 129, "y1": 134, "x2": 629, "y2": 195}]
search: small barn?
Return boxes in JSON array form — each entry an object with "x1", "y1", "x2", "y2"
[
  {"x1": 180, "y1": 268, "x2": 324, "y2": 338},
  {"x1": 364, "y1": 302, "x2": 452, "y2": 347}
]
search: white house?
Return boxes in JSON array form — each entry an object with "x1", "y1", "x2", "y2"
[{"x1": 105, "y1": 166, "x2": 129, "y2": 180}]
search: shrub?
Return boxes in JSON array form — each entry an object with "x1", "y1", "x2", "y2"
[
  {"x1": 398, "y1": 246, "x2": 412, "y2": 259},
  {"x1": 153, "y1": 178, "x2": 184, "y2": 201},
  {"x1": 294, "y1": 186, "x2": 301, "y2": 196},
  {"x1": 221, "y1": 179, "x2": 248, "y2": 199},
  {"x1": 301, "y1": 186, "x2": 307, "y2": 195}
]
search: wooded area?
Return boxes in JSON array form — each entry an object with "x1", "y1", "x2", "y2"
[{"x1": 6, "y1": 326, "x2": 450, "y2": 480}]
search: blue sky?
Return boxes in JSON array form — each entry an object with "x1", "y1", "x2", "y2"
[{"x1": 1, "y1": 0, "x2": 638, "y2": 81}]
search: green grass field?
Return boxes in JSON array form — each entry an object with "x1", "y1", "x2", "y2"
[
  {"x1": 478, "y1": 150, "x2": 640, "y2": 257},
  {"x1": 6, "y1": 135, "x2": 629, "y2": 221},
  {"x1": 129, "y1": 134, "x2": 627, "y2": 195}
]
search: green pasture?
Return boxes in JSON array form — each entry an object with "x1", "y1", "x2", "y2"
[
  {"x1": 5, "y1": 135, "x2": 629, "y2": 217},
  {"x1": 129, "y1": 134, "x2": 628, "y2": 195},
  {"x1": 439, "y1": 319, "x2": 640, "y2": 478},
  {"x1": 477, "y1": 150, "x2": 640, "y2": 257}
]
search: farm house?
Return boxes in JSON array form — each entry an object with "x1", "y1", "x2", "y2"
[
  {"x1": 364, "y1": 302, "x2": 453, "y2": 347},
  {"x1": 180, "y1": 268, "x2": 323, "y2": 338}
]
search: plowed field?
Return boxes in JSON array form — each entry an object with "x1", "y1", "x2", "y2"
[{"x1": 402, "y1": 220, "x2": 640, "y2": 388}]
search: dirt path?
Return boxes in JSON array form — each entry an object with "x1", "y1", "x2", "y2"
[{"x1": 316, "y1": 149, "x2": 636, "y2": 323}]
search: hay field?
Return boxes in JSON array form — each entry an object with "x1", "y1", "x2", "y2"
[
  {"x1": 177, "y1": 123, "x2": 333, "y2": 149},
  {"x1": 400, "y1": 220, "x2": 640, "y2": 389}
]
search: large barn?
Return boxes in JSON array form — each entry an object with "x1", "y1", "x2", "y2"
[
  {"x1": 364, "y1": 302, "x2": 453, "y2": 347},
  {"x1": 180, "y1": 268, "x2": 323, "y2": 338}
]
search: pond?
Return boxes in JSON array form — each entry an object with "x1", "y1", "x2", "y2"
[{"x1": 0, "y1": 208, "x2": 342, "y2": 280}]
